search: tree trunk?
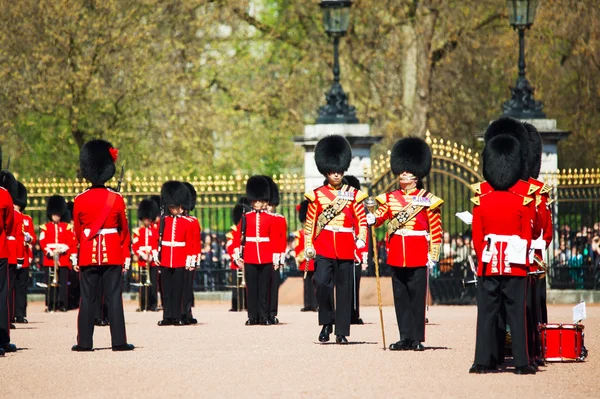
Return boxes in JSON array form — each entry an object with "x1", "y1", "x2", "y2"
[{"x1": 72, "y1": 127, "x2": 85, "y2": 179}]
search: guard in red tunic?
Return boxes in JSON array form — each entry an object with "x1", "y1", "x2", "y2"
[
  {"x1": 132, "y1": 199, "x2": 160, "y2": 311},
  {"x1": 0, "y1": 166, "x2": 16, "y2": 356},
  {"x1": 295, "y1": 200, "x2": 317, "y2": 312},
  {"x1": 72, "y1": 139, "x2": 134, "y2": 352},
  {"x1": 369, "y1": 138, "x2": 443, "y2": 351},
  {"x1": 157, "y1": 181, "x2": 195, "y2": 326},
  {"x1": 227, "y1": 197, "x2": 249, "y2": 312},
  {"x1": 4, "y1": 173, "x2": 24, "y2": 329},
  {"x1": 265, "y1": 176, "x2": 287, "y2": 325},
  {"x1": 232, "y1": 176, "x2": 280, "y2": 326},
  {"x1": 345, "y1": 175, "x2": 367, "y2": 325},
  {"x1": 182, "y1": 182, "x2": 201, "y2": 325},
  {"x1": 14, "y1": 182, "x2": 36, "y2": 323},
  {"x1": 470, "y1": 125, "x2": 536, "y2": 375},
  {"x1": 304, "y1": 135, "x2": 368, "y2": 344},
  {"x1": 39, "y1": 195, "x2": 75, "y2": 312}
]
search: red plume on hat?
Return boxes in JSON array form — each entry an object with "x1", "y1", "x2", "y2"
[{"x1": 109, "y1": 147, "x2": 118, "y2": 162}]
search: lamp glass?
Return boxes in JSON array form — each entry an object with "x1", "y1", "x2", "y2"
[
  {"x1": 321, "y1": 3, "x2": 351, "y2": 35},
  {"x1": 507, "y1": 0, "x2": 538, "y2": 27}
]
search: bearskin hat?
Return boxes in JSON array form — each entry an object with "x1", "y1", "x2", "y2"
[
  {"x1": 298, "y1": 200, "x2": 309, "y2": 223},
  {"x1": 344, "y1": 175, "x2": 361, "y2": 191},
  {"x1": 523, "y1": 122, "x2": 543, "y2": 179},
  {"x1": 183, "y1": 182, "x2": 197, "y2": 211},
  {"x1": 149, "y1": 195, "x2": 161, "y2": 209},
  {"x1": 137, "y1": 199, "x2": 160, "y2": 221},
  {"x1": 63, "y1": 201, "x2": 74, "y2": 224},
  {"x1": 46, "y1": 195, "x2": 67, "y2": 221},
  {"x1": 232, "y1": 196, "x2": 251, "y2": 225},
  {"x1": 314, "y1": 135, "x2": 352, "y2": 176},
  {"x1": 160, "y1": 181, "x2": 190, "y2": 208},
  {"x1": 483, "y1": 134, "x2": 523, "y2": 191},
  {"x1": 264, "y1": 176, "x2": 280, "y2": 206},
  {"x1": 246, "y1": 175, "x2": 270, "y2": 202},
  {"x1": 14, "y1": 181, "x2": 27, "y2": 210},
  {"x1": 484, "y1": 117, "x2": 529, "y2": 180},
  {"x1": 0, "y1": 170, "x2": 18, "y2": 200},
  {"x1": 390, "y1": 137, "x2": 432, "y2": 178},
  {"x1": 79, "y1": 139, "x2": 117, "y2": 185}
]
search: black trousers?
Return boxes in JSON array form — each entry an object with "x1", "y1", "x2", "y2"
[
  {"x1": 303, "y1": 271, "x2": 317, "y2": 310},
  {"x1": 231, "y1": 271, "x2": 247, "y2": 311},
  {"x1": 8, "y1": 264, "x2": 16, "y2": 322},
  {"x1": 314, "y1": 256, "x2": 353, "y2": 337},
  {"x1": 93, "y1": 278, "x2": 109, "y2": 320},
  {"x1": 526, "y1": 276, "x2": 540, "y2": 362},
  {"x1": 68, "y1": 269, "x2": 80, "y2": 310},
  {"x1": 161, "y1": 267, "x2": 184, "y2": 320},
  {"x1": 245, "y1": 263, "x2": 271, "y2": 320},
  {"x1": 44, "y1": 267, "x2": 59, "y2": 310},
  {"x1": 139, "y1": 266, "x2": 158, "y2": 311},
  {"x1": 77, "y1": 266, "x2": 127, "y2": 349},
  {"x1": 475, "y1": 276, "x2": 528, "y2": 368},
  {"x1": 15, "y1": 267, "x2": 29, "y2": 318},
  {"x1": 59, "y1": 267, "x2": 69, "y2": 307},
  {"x1": 0, "y1": 259, "x2": 10, "y2": 346},
  {"x1": 537, "y1": 277, "x2": 548, "y2": 324},
  {"x1": 391, "y1": 266, "x2": 427, "y2": 342},
  {"x1": 268, "y1": 266, "x2": 280, "y2": 318},
  {"x1": 351, "y1": 263, "x2": 362, "y2": 322},
  {"x1": 182, "y1": 269, "x2": 195, "y2": 318}
]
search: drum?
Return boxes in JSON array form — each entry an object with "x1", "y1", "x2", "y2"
[{"x1": 540, "y1": 323, "x2": 585, "y2": 362}]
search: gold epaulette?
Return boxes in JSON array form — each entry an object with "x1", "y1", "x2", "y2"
[
  {"x1": 304, "y1": 191, "x2": 316, "y2": 202},
  {"x1": 523, "y1": 196, "x2": 533, "y2": 206},
  {"x1": 67, "y1": 224, "x2": 74, "y2": 231},
  {"x1": 40, "y1": 224, "x2": 47, "y2": 231},
  {"x1": 427, "y1": 193, "x2": 444, "y2": 210},
  {"x1": 527, "y1": 183, "x2": 539, "y2": 196},
  {"x1": 471, "y1": 182, "x2": 482, "y2": 195},
  {"x1": 132, "y1": 227, "x2": 140, "y2": 236},
  {"x1": 375, "y1": 193, "x2": 386, "y2": 204},
  {"x1": 225, "y1": 231, "x2": 233, "y2": 240},
  {"x1": 355, "y1": 189, "x2": 368, "y2": 203},
  {"x1": 470, "y1": 196, "x2": 480, "y2": 206},
  {"x1": 231, "y1": 224, "x2": 238, "y2": 232},
  {"x1": 540, "y1": 183, "x2": 552, "y2": 194},
  {"x1": 293, "y1": 230, "x2": 301, "y2": 239},
  {"x1": 536, "y1": 195, "x2": 542, "y2": 207}
]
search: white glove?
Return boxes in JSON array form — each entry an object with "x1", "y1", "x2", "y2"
[
  {"x1": 366, "y1": 213, "x2": 376, "y2": 226},
  {"x1": 427, "y1": 253, "x2": 437, "y2": 272},
  {"x1": 70, "y1": 254, "x2": 78, "y2": 267},
  {"x1": 356, "y1": 239, "x2": 366, "y2": 249},
  {"x1": 189, "y1": 255, "x2": 197, "y2": 270},
  {"x1": 272, "y1": 253, "x2": 280, "y2": 265},
  {"x1": 152, "y1": 249, "x2": 159, "y2": 260},
  {"x1": 24, "y1": 232, "x2": 32, "y2": 243},
  {"x1": 280, "y1": 252, "x2": 286, "y2": 266},
  {"x1": 124, "y1": 258, "x2": 131, "y2": 271},
  {"x1": 185, "y1": 255, "x2": 192, "y2": 268}
]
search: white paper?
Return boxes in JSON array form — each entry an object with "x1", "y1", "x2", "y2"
[
  {"x1": 455, "y1": 211, "x2": 473, "y2": 225},
  {"x1": 573, "y1": 301, "x2": 587, "y2": 323}
]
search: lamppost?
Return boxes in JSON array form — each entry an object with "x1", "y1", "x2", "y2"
[
  {"x1": 316, "y1": 0, "x2": 359, "y2": 124},
  {"x1": 502, "y1": 0, "x2": 545, "y2": 118}
]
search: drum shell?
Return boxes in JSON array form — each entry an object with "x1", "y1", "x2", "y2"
[{"x1": 540, "y1": 323, "x2": 585, "y2": 362}]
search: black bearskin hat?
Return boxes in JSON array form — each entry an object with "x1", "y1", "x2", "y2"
[
  {"x1": 149, "y1": 195, "x2": 161, "y2": 209},
  {"x1": 523, "y1": 122, "x2": 543, "y2": 179},
  {"x1": 246, "y1": 175, "x2": 270, "y2": 202},
  {"x1": 314, "y1": 135, "x2": 352, "y2": 176},
  {"x1": 264, "y1": 176, "x2": 280, "y2": 206},
  {"x1": 483, "y1": 134, "x2": 522, "y2": 191},
  {"x1": 484, "y1": 117, "x2": 529, "y2": 180},
  {"x1": 161, "y1": 181, "x2": 190, "y2": 208},
  {"x1": 183, "y1": 182, "x2": 197, "y2": 211},
  {"x1": 232, "y1": 196, "x2": 251, "y2": 225},
  {"x1": 297, "y1": 200, "x2": 309, "y2": 223},
  {"x1": 46, "y1": 195, "x2": 67, "y2": 221},
  {"x1": 14, "y1": 181, "x2": 27, "y2": 210},
  {"x1": 79, "y1": 139, "x2": 117, "y2": 185},
  {"x1": 344, "y1": 175, "x2": 361, "y2": 191},
  {"x1": 0, "y1": 170, "x2": 18, "y2": 200},
  {"x1": 137, "y1": 199, "x2": 160, "y2": 221},
  {"x1": 63, "y1": 201, "x2": 74, "y2": 224},
  {"x1": 390, "y1": 137, "x2": 432, "y2": 178}
]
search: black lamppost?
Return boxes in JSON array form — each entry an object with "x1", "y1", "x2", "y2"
[
  {"x1": 316, "y1": 0, "x2": 359, "y2": 124},
  {"x1": 502, "y1": 0, "x2": 546, "y2": 118}
]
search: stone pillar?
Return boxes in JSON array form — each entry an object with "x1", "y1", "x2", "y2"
[
  {"x1": 518, "y1": 118, "x2": 571, "y2": 178},
  {"x1": 294, "y1": 124, "x2": 383, "y2": 192}
]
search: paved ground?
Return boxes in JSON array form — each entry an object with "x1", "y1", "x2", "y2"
[{"x1": 3, "y1": 302, "x2": 599, "y2": 398}]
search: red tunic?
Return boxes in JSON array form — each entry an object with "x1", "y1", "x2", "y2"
[
  {"x1": 159, "y1": 215, "x2": 196, "y2": 268},
  {"x1": 185, "y1": 215, "x2": 202, "y2": 265},
  {"x1": 373, "y1": 189, "x2": 443, "y2": 268},
  {"x1": 22, "y1": 214, "x2": 37, "y2": 268},
  {"x1": 232, "y1": 210, "x2": 278, "y2": 265},
  {"x1": 0, "y1": 188, "x2": 14, "y2": 260},
  {"x1": 226, "y1": 226, "x2": 239, "y2": 270},
  {"x1": 39, "y1": 221, "x2": 75, "y2": 267},
  {"x1": 294, "y1": 229, "x2": 314, "y2": 272},
  {"x1": 7, "y1": 210, "x2": 24, "y2": 265},
  {"x1": 132, "y1": 225, "x2": 159, "y2": 267},
  {"x1": 73, "y1": 187, "x2": 131, "y2": 267},
  {"x1": 270, "y1": 212, "x2": 287, "y2": 264},
  {"x1": 304, "y1": 184, "x2": 368, "y2": 260},
  {"x1": 471, "y1": 187, "x2": 533, "y2": 277}
]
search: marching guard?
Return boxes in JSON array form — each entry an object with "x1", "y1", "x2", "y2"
[
  {"x1": 72, "y1": 139, "x2": 134, "y2": 352},
  {"x1": 368, "y1": 137, "x2": 443, "y2": 351},
  {"x1": 132, "y1": 199, "x2": 160, "y2": 311},
  {"x1": 227, "y1": 197, "x2": 249, "y2": 312},
  {"x1": 304, "y1": 135, "x2": 368, "y2": 344},
  {"x1": 0, "y1": 162, "x2": 16, "y2": 356},
  {"x1": 14, "y1": 181, "x2": 36, "y2": 323},
  {"x1": 4, "y1": 173, "x2": 24, "y2": 329},
  {"x1": 345, "y1": 175, "x2": 367, "y2": 325},
  {"x1": 182, "y1": 182, "x2": 201, "y2": 325},
  {"x1": 295, "y1": 200, "x2": 317, "y2": 312}
]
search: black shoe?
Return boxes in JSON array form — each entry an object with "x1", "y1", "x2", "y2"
[
  {"x1": 581, "y1": 345, "x2": 588, "y2": 359},
  {"x1": 0, "y1": 348, "x2": 4, "y2": 357},
  {"x1": 59, "y1": 307, "x2": 68, "y2": 312},
  {"x1": 260, "y1": 318, "x2": 272, "y2": 326},
  {"x1": 180, "y1": 318, "x2": 190, "y2": 325},
  {"x1": 535, "y1": 358, "x2": 545, "y2": 367},
  {"x1": 10, "y1": 323, "x2": 15, "y2": 329},
  {"x1": 229, "y1": 308, "x2": 237, "y2": 312},
  {"x1": 389, "y1": 339, "x2": 412, "y2": 351},
  {"x1": 157, "y1": 319, "x2": 173, "y2": 326},
  {"x1": 187, "y1": 318, "x2": 198, "y2": 325},
  {"x1": 15, "y1": 317, "x2": 28, "y2": 324},
  {"x1": 269, "y1": 316, "x2": 279, "y2": 325},
  {"x1": 245, "y1": 318, "x2": 258, "y2": 326},
  {"x1": 318, "y1": 325, "x2": 332, "y2": 342},
  {"x1": 112, "y1": 344, "x2": 135, "y2": 351},
  {"x1": 351, "y1": 318, "x2": 364, "y2": 325},
  {"x1": 94, "y1": 318, "x2": 109, "y2": 327},
  {"x1": 71, "y1": 345, "x2": 94, "y2": 352},
  {"x1": 172, "y1": 319, "x2": 185, "y2": 326},
  {"x1": 469, "y1": 364, "x2": 488, "y2": 374},
  {"x1": 411, "y1": 341, "x2": 425, "y2": 351},
  {"x1": 336, "y1": 335, "x2": 348, "y2": 345},
  {"x1": 425, "y1": 318, "x2": 429, "y2": 324},
  {"x1": 136, "y1": 308, "x2": 142, "y2": 312},
  {"x1": 149, "y1": 307, "x2": 158, "y2": 312},
  {"x1": 514, "y1": 365, "x2": 536, "y2": 375},
  {"x1": 3, "y1": 343, "x2": 17, "y2": 353},
  {"x1": 300, "y1": 307, "x2": 310, "y2": 312}
]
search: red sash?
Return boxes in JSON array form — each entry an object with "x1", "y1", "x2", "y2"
[{"x1": 86, "y1": 190, "x2": 117, "y2": 241}]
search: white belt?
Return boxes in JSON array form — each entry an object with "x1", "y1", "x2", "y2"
[
  {"x1": 162, "y1": 241, "x2": 186, "y2": 247},
  {"x1": 98, "y1": 228, "x2": 118, "y2": 235},
  {"x1": 246, "y1": 237, "x2": 270, "y2": 243},
  {"x1": 323, "y1": 226, "x2": 354, "y2": 233},
  {"x1": 7, "y1": 236, "x2": 15, "y2": 241},
  {"x1": 393, "y1": 229, "x2": 429, "y2": 238},
  {"x1": 484, "y1": 234, "x2": 514, "y2": 243}
]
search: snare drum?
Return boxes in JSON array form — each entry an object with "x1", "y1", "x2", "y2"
[{"x1": 540, "y1": 323, "x2": 585, "y2": 362}]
